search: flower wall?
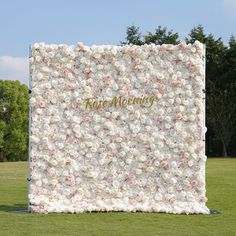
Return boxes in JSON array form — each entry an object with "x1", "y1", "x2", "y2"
[{"x1": 29, "y1": 41, "x2": 209, "y2": 214}]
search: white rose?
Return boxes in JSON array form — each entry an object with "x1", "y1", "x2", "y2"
[
  {"x1": 178, "y1": 53, "x2": 183, "y2": 61},
  {"x1": 139, "y1": 155, "x2": 146, "y2": 162},
  {"x1": 73, "y1": 125, "x2": 80, "y2": 134},
  {"x1": 154, "y1": 193, "x2": 163, "y2": 201},
  {"x1": 135, "y1": 169, "x2": 142, "y2": 175},
  {"x1": 188, "y1": 160, "x2": 194, "y2": 167},
  {"x1": 147, "y1": 166, "x2": 154, "y2": 173},
  {"x1": 30, "y1": 135, "x2": 40, "y2": 143},
  {"x1": 30, "y1": 97, "x2": 36, "y2": 107},
  {"x1": 171, "y1": 161, "x2": 177, "y2": 168}
]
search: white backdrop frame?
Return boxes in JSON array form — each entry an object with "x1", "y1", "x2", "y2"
[{"x1": 28, "y1": 42, "x2": 209, "y2": 214}]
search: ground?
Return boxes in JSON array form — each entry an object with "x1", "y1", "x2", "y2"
[{"x1": 0, "y1": 158, "x2": 235, "y2": 236}]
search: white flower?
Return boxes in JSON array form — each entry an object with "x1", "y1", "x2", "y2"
[
  {"x1": 170, "y1": 178, "x2": 177, "y2": 185},
  {"x1": 171, "y1": 161, "x2": 177, "y2": 168},
  {"x1": 30, "y1": 97, "x2": 36, "y2": 106},
  {"x1": 147, "y1": 166, "x2": 154, "y2": 173},
  {"x1": 188, "y1": 160, "x2": 194, "y2": 167},
  {"x1": 35, "y1": 72, "x2": 43, "y2": 80},
  {"x1": 112, "y1": 180, "x2": 120, "y2": 188},
  {"x1": 139, "y1": 155, "x2": 146, "y2": 162},
  {"x1": 162, "y1": 173, "x2": 169, "y2": 180},
  {"x1": 105, "y1": 121, "x2": 113, "y2": 129},
  {"x1": 73, "y1": 125, "x2": 80, "y2": 134},
  {"x1": 189, "y1": 115, "x2": 196, "y2": 122},
  {"x1": 35, "y1": 55, "x2": 42, "y2": 62},
  {"x1": 112, "y1": 83, "x2": 119, "y2": 91},
  {"x1": 158, "y1": 108, "x2": 165, "y2": 115},
  {"x1": 186, "y1": 90, "x2": 192, "y2": 97},
  {"x1": 135, "y1": 169, "x2": 142, "y2": 175},
  {"x1": 30, "y1": 135, "x2": 40, "y2": 143},
  {"x1": 178, "y1": 53, "x2": 183, "y2": 61},
  {"x1": 154, "y1": 193, "x2": 163, "y2": 201},
  {"x1": 165, "y1": 116, "x2": 171, "y2": 122},
  {"x1": 191, "y1": 47, "x2": 197, "y2": 53},
  {"x1": 187, "y1": 193, "x2": 195, "y2": 202}
]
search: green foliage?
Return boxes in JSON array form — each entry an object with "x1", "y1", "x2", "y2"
[
  {"x1": 144, "y1": 26, "x2": 179, "y2": 45},
  {"x1": 121, "y1": 25, "x2": 179, "y2": 45},
  {"x1": 0, "y1": 80, "x2": 29, "y2": 161},
  {"x1": 121, "y1": 25, "x2": 143, "y2": 45}
]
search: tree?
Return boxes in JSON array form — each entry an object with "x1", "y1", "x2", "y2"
[
  {"x1": 144, "y1": 26, "x2": 179, "y2": 45},
  {"x1": 221, "y1": 35, "x2": 236, "y2": 85},
  {"x1": 207, "y1": 82, "x2": 236, "y2": 157},
  {"x1": 121, "y1": 25, "x2": 143, "y2": 45},
  {"x1": 0, "y1": 80, "x2": 29, "y2": 161},
  {"x1": 185, "y1": 25, "x2": 207, "y2": 44},
  {"x1": 121, "y1": 25, "x2": 179, "y2": 45}
]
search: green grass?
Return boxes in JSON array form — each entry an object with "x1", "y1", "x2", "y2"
[{"x1": 0, "y1": 159, "x2": 235, "y2": 236}]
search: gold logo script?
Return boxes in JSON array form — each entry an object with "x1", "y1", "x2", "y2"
[{"x1": 84, "y1": 96, "x2": 157, "y2": 110}]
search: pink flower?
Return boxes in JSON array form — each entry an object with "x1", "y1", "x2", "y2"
[
  {"x1": 158, "y1": 84, "x2": 165, "y2": 92},
  {"x1": 83, "y1": 67, "x2": 91, "y2": 74},
  {"x1": 179, "y1": 151, "x2": 186, "y2": 160},
  {"x1": 67, "y1": 83, "x2": 76, "y2": 90},
  {"x1": 147, "y1": 160, "x2": 153, "y2": 166},
  {"x1": 171, "y1": 80, "x2": 181, "y2": 87},
  {"x1": 191, "y1": 180, "x2": 198, "y2": 187},
  {"x1": 39, "y1": 101, "x2": 45, "y2": 108},
  {"x1": 124, "y1": 173, "x2": 136, "y2": 184},
  {"x1": 160, "y1": 160, "x2": 170, "y2": 170},
  {"x1": 158, "y1": 116, "x2": 164, "y2": 122},
  {"x1": 187, "y1": 135, "x2": 194, "y2": 143},
  {"x1": 109, "y1": 57, "x2": 116, "y2": 63},
  {"x1": 178, "y1": 42, "x2": 187, "y2": 50},
  {"x1": 169, "y1": 198, "x2": 175, "y2": 204},
  {"x1": 71, "y1": 100, "x2": 78, "y2": 109},
  {"x1": 175, "y1": 113, "x2": 183, "y2": 120}
]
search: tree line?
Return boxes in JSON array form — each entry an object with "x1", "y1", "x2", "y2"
[{"x1": 0, "y1": 25, "x2": 235, "y2": 161}]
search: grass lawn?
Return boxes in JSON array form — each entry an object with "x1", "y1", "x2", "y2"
[{"x1": 0, "y1": 158, "x2": 235, "y2": 236}]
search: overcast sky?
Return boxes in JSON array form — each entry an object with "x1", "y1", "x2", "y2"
[{"x1": 0, "y1": 0, "x2": 235, "y2": 86}]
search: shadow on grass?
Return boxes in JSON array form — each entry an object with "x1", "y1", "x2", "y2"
[
  {"x1": 0, "y1": 203, "x2": 220, "y2": 215},
  {"x1": 0, "y1": 204, "x2": 28, "y2": 213}
]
